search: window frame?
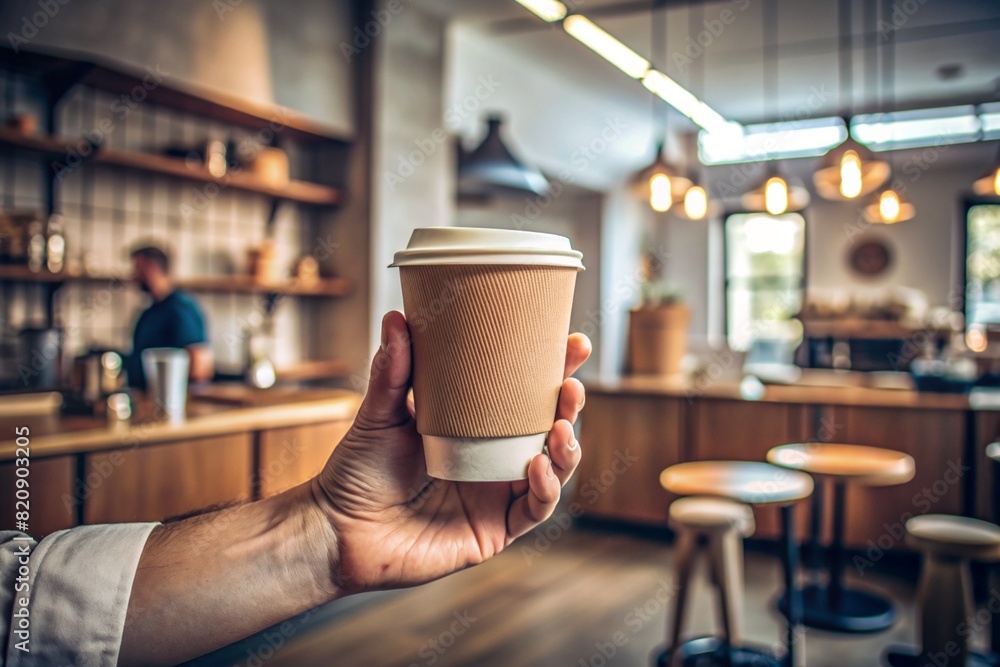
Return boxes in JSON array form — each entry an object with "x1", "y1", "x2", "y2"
[
  {"x1": 959, "y1": 196, "x2": 1000, "y2": 331},
  {"x1": 721, "y1": 208, "x2": 810, "y2": 345}
]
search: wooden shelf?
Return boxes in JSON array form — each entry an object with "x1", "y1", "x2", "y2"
[
  {"x1": 178, "y1": 275, "x2": 351, "y2": 297},
  {"x1": 0, "y1": 45, "x2": 351, "y2": 144},
  {"x1": 0, "y1": 265, "x2": 351, "y2": 297},
  {"x1": 0, "y1": 128, "x2": 342, "y2": 206}
]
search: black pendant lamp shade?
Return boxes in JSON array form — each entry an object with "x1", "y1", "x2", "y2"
[{"x1": 457, "y1": 115, "x2": 549, "y2": 198}]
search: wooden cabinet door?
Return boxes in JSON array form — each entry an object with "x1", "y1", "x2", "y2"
[
  {"x1": 572, "y1": 393, "x2": 684, "y2": 525},
  {"x1": 691, "y1": 399, "x2": 803, "y2": 539},
  {"x1": 838, "y1": 405, "x2": 967, "y2": 549},
  {"x1": 258, "y1": 421, "x2": 351, "y2": 497},
  {"x1": 83, "y1": 434, "x2": 253, "y2": 524},
  {"x1": 0, "y1": 455, "x2": 76, "y2": 538},
  {"x1": 975, "y1": 411, "x2": 1000, "y2": 524}
]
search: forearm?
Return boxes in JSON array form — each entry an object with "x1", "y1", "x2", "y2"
[{"x1": 118, "y1": 482, "x2": 340, "y2": 666}]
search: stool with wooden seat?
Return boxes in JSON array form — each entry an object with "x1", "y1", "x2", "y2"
[
  {"x1": 658, "y1": 461, "x2": 814, "y2": 667},
  {"x1": 987, "y1": 443, "x2": 1000, "y2": 660},
  {"x1": 885, "y1": 515, "x2": 1000, "y2": 667},
  {"x1": 664, "y1": 496, "x2": 756, "y2": 667},
  {"x1": 767, "y1": 443, "x2": 915, "y2": 633}
]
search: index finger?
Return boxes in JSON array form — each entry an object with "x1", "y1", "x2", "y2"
[{"x1": 564, "y1": 333, "x2": 592, "y2": 379}]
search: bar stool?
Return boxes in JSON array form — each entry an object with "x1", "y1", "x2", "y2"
[
  {"x1": 885, "y1": 515, "x2": 1000, "y2": 667},
  {"x1": 988, "y1": 441, "x2": 1000, "y2": 528},
  {"x1": 767, "y1": 443, "x2": 915, "y2": 633},
  {"x1": 662, "y1": 496, "x2": 757, "y2": 667},
  {"x1": 658, "y1": 461, "x2": 814, "y2": 667},
  {"x1": 983, "y1": 442, "x2": 1000, "y2": 662}
]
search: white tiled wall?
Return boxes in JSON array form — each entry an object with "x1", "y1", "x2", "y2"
[{"x1": 1, "y1": 72, "x2": 324, "y2": 377}]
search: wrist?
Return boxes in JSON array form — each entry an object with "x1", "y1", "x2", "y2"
[{"x1": 303, "y1": 477, "x2": 344, "y2": 601}]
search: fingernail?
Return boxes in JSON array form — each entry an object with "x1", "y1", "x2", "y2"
[
  {"x1": 568, "y1": 436, "x2": 579, "y2": 451},
  {"x1": 380, "y1": 315, "x2": 389, "y2": 351},
  {"x1": 545, "y1": 458, "x2": 555, "y2": 479}
]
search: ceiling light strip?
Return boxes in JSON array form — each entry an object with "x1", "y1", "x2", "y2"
[
  {"x1": 512, "y1": 2, "x2": 738, "y2": 134},
  {"x1": 562, "y1": 15, "x2": 650, "y2": 79},
  {"x1": 515, "y1": 0, "x2": 567, "y2": 23}
]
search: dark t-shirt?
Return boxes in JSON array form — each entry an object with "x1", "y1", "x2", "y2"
[{"x1": 126, "y1": 291, "x2": 208, "y2": 389}]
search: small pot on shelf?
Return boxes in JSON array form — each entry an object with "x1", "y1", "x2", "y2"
[{"x1": 626, "y1": 297, "x2": 691, "y2": 376}]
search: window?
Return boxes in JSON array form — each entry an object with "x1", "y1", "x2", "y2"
[
  {"x1": 724, "y1": 212, "x2": 806, "y2": 351},
  {"x1": 965, "y1": 203, "x2": 1000, "y2": 330}
]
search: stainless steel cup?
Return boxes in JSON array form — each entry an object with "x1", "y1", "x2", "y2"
[{"x1": 141, "y1": 347, "x2": 190, "y2": 424}]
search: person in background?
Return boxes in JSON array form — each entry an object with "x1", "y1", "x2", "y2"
[{"x1": 126, "y1": 245, "x2": 214, "y2": 388}]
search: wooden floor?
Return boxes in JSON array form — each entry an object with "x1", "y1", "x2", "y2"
[{"x1": 205, "y1": 522, "x2": 983, "y2": 667}]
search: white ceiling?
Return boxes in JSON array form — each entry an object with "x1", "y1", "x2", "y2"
[{"x1": 438, "y1": 0, "x2": 1000, "y2": 188}]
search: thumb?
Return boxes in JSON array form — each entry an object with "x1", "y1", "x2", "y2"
[{"x1": 354, "y1": 311, "x2": 413, "y2": 430}]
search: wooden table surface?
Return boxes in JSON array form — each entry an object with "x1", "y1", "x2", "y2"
[
  {"x1": 585, "y1": 374, "x2": 973, "y2": 411},
  {"x1": 0, "y1": 385, "x2": 362, "y2": 461}
]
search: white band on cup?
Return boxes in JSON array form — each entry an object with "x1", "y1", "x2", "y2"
[{"x1": 422, "y1": 433, "x2": 548, "y2": 482}]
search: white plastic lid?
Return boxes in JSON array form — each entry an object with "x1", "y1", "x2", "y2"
[{"x1": 390, "y1": 227, "x2": 584, "y2": 270}]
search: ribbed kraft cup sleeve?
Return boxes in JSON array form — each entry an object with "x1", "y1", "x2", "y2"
[{"x1": 400, "y1": 264, "x2": 578, "y2": 439}]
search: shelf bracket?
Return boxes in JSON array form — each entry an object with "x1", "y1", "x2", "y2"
[{"x1": 42, "y1": 63, "x2": 92, "y2": 217}]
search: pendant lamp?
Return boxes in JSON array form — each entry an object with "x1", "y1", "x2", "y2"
[
  {"x1": 862, "y1": 0, "x2": 915, "y2": 224},
  {"x1": 973, "y1": 145, "x2": 1000, "y2": 197},
  {"x1": 740, "y1": 0, "x2": 809, "y2": 215},
  {"x1": 813, "y1": 0, "x2": 889, "y2": 200},
  {"x1": 457, "y1": 115, "x2": 549, "y2": 198},
  {"x1": 676, "y1": 3, "x2": 714, "y2": 221},
  {"x1": 634, "y1": 1, "x2": 690, "y2": 213}
]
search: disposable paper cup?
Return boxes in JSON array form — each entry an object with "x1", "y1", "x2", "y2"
[
  {"x1": 391, "y1": 227, "x2": 584, "y2": 482},
  {"x1": 142, "y1": 347, "x2": 190, "y2": 424}
]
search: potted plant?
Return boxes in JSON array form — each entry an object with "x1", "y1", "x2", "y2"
[{"x1": 626, "y1": 281, "x2": 691, "y2": 376}]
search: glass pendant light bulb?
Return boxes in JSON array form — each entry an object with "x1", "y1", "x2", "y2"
[
  {"x1": 650, "y1": 173, "x2": 672, "y2": 212},
  {"x1": 764, "y1": 176, "x2": 788, "y2": 215},
  {"x1": 839, "y1": 150, "x2": 863, "y2": 198},
  {"x1": 993, "y1": 167, "x2": 1000, "y2": 196},
  {"x1": 684, "y1": 185, "x2": 708, "y2": 219},
  {"x1": 879, "y1": 190, "x2": 901, "y2": 223}
]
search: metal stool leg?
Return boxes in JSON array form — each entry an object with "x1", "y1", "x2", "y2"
[{"x1": 782, "y1": 504, "x2": 805, "y2": 667}]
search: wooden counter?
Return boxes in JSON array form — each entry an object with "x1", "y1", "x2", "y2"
[
  {"x1": 589, "y1": 374, "x2": 971, "y2": 410},
  {"x1": 575, "y1": 375, "x2": 985, "y2": 549},
  {"x1": 0, "y1": 386, "x2": 361, "y2": 537}
]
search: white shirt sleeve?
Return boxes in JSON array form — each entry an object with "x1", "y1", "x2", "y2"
[{"x1": 1, "y1": 524, "x2": 158, "y2": 667}]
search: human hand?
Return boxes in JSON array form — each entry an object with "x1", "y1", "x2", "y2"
[{"x1": 312, "y1": 311, "x2": 591, "y2": 595}]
